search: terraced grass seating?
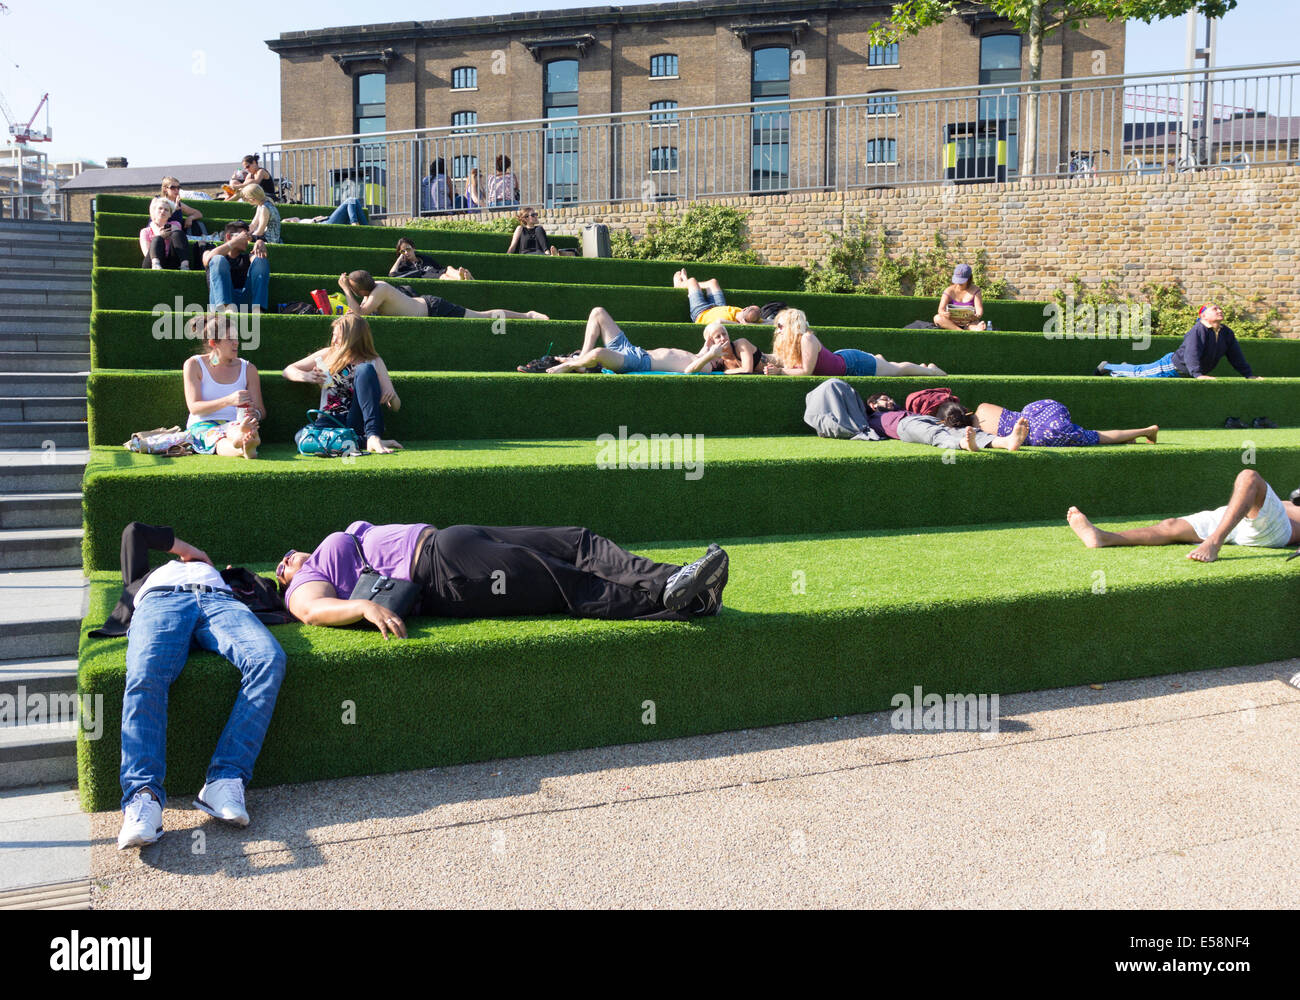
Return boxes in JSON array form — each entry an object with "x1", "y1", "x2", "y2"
[
  {"x1": 92, "y1": 266, "x2": 1050, "y2": 330},
  {"x1": 76, "y1": 519, "x2": 1300, "y2": 811},
  {"x1": 78, "y1": 430, "x2": 1300, "y2": 572},
  {"x1": 89, "y1": 311, "x2": 1300, "y2": 377},
  {"x1": 93, "y1": 235, "x2": 805, "y2": 291},
  {"x1": 86, "y1": 370, "x2": 1300, "y2": 449}
]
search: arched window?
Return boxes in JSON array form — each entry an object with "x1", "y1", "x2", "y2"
[
  {"x1": 650, "y1": 54, "x2": 678, "y2": 78},
  {"x1": 866, "y1": 90, "x2": 898, "y2": 115},
  {"x1": 451, "y1": 66, "x2": 477, "y2": 90}
]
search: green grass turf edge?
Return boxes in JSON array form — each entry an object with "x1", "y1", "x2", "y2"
[
  {"x1": 79, "y1": 433, "x2": 1300, "y2": 570},
  {"x1": 90, "y1": 310, "x2": 1300, "y2": 377},
  {"x1": 75, "y1": 521, "x2": 1300, "y2": 812},
  {"x1": 85, "y1": 370, "x2": 1300, "y2": 449}
]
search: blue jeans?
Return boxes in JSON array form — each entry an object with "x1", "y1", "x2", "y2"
[
  {"x1": 207, "y1": 256, "x2": 270, "y2": 310},
  {"x1": 120, "y1": 589, "x2": 286, "y2": 809},
  {"x1": 836, "y1": 349, "x2": 877, "y2": 377},
  {"x1": 1105, "y1": 351, "x2": 1180, "y2": 378},
  {"x1": 340, "y1": 361, "x2": 385, "y2": 440},
  {"x1": 688, "y1": 286, "x2": 726, "y2": 321},
  {"x1": 326, "y1": 198, "x2": 369, "y2": 225}
]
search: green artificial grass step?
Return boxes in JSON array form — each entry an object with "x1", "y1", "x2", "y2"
[
  {"x1": 79, "y1": 431, "x2": 1300, "y2": 571},
  {"x1": 92, "y1": 266, "x2": 1049, "y2": 329},
  {"x1": 86, "y1": 369, "x2": 1300, "y2": 449},
  {"x1": 93, "y1": 235, "x2": 807, "y2": 291},
  {"x1": 94, "y1": 194, "x2": 337, "y2": 220},
  {"x1": 75, "y1": 517, "x2": 1300, "y2": 811},
  {"x1": 89, "y1": 310, "x2": 1300, "y2": 377}
]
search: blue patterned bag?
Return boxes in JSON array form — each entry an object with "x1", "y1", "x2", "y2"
[{"x1": 294, "y1": 409, "x2": 361, "y2": 457}]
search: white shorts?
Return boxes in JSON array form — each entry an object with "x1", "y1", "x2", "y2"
[{"x1": 1180, "y1": 482, "x2": 1295, "y2": 549}]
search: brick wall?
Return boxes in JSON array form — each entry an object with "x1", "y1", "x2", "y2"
[{"x1": 390, "y1": 165, "x2": 1299, "y2": 332}]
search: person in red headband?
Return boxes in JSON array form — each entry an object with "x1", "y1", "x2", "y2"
[{"x1": 1095, "y1": 303, "x2": 1261, "y2": 380}]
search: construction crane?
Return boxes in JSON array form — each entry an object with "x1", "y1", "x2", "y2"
[{"x1": 0, "y1": 3, "x2": 52, "y2": 143}]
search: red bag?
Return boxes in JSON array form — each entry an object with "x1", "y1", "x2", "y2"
[{"x1": 905, "y1": 387, "x2": 960, "y2": 415}]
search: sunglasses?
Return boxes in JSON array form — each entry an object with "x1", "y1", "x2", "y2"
[
  {"x1": 166, "y1": 185, "x2": 180, "y2": 191},
  {"x1": 275, "y1": 549, "x2": 296, "y2": 584}
]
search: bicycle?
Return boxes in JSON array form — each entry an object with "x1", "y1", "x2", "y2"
[{"x1": 1059, "y1": 149, "x2": 1109, "y2": 178}]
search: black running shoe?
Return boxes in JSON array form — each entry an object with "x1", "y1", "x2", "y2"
[
  {"x1": 1252, "y1": 416, "x2": 1278, "y2": 429},
  {"x1": 1224, "y1": 416, "x2": 1247, "y2": 429},
  {"x1": 516, "y1": 354, "x2": 558, "y2": 373},
  {"x1": 662, "y1": 544, "x2": 729, "y2": 612}
]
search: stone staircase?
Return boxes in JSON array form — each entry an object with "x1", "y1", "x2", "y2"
[{"x1": 0, "y1": 219, "x2": 90, "y2": 792}]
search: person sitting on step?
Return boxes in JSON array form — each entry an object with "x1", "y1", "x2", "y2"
[
  {"x1": 183, "y1": 312, "x2": 264, "y2": 459},
  {"x1": 389, "y1": 237, "x2": 473, "y2": 281},
  {"x1": 139, "y1": 197, "x2": 190, "y2": 271},
  {"x1": 203, "y1": 220, "x2": 269, "y2": 311},
  {"x1": 336, "y1": 270, "x2": 547, "y2": 321}
]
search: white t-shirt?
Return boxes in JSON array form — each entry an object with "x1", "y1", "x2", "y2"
[{"x1": 136, "y1": 560, "x2": 230, "y2": 602}]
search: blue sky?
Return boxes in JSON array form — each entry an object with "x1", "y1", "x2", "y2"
[{"x1": 0, "y1": 0, "x2": 1293, "y2": 168}]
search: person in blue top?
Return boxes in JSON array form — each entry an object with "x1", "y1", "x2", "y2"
[{"x1": 1096, "y1": 303, "x2": 1261, "y2": 380}]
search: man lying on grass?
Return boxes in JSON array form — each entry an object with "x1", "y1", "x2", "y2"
[
  {"x1": 276, "y1": 521, "x2": 730, "y2": 638},
  {"x1": 540, "y1": 307, "x2": 760, "y2": 374},
  {"x1": 336, "y1": 271, "x2": 548, "y2": 322},
  {"x1": 1067, "y1": 470, "x2": 1300, "y2": 563}
]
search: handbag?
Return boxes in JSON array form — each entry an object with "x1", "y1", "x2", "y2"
[
  {"x1": 124, "y1": 426, "x2": 194, "y2": 457},
  {"x1": 346, "y1": 533, "x2": 421, "y2": 618},
  {"x1": 294, "y1": 409, "x2": 361, "y2": 457}
]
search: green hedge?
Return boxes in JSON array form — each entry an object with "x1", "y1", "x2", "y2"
[
  {"x1": 80, "y1": 432, "x2": 1300, "y2": 571},
  {"x1": 93, "y1": 211, "x2": 580, "y2": 253},
  {"x1": 86, "y1": 369, "x2": 1300, "y2": 448},
  {"x1": 92, "y1": 266, "x2": 1051, "y2": 329},
  {"x1": 76, "y1": 521, "x2": 1300, "y2": 810},
  {"x1": 93, "y1": 235, "x2": 806, "y2": 291},
  {"x1": 90, "y1": 310, "x2": 1300, "y2": 377},
  {"x1": 94, "y1": 193, "x2": 335, "y2": 220}
]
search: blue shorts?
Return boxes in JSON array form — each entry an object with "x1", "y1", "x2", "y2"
[
  {"x1": 688, "y1": 286, "x2": 726, "y2": 321},
  {"x1": 836, "y1": 349, "x2": 877, "y2": 377},
  {"x1": 605, "y1": 328, "x2": 654, "y2": 373}
]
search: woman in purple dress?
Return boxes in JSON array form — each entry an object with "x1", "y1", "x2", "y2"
[{"x1": 936, "y1": 399, "x2": 1158, "y2": 447}]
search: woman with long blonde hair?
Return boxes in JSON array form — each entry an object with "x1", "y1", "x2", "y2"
[
  {"x1": 764, "y1": 308, "x2": 946, "y2": 377},
  {"x1": 159, "y1": 175, "x2": 204, "y2": 236},
  {"x1": 282, "y1": 314, "x2": 402, "y2": 454}
]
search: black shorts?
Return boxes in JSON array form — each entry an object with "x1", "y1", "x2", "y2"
[{"x1": 421, "y1": 294, "x2": 466, "y2": 319}]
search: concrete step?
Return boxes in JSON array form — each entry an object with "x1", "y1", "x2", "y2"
[
  {"x1": 0, "y1": 659, "x2": 78, "y2": 703},
  {"x1": 0, "y1": 240, "x2": 91, "y2": 256},
  {"x1": 0, "y1": 493, "x2": 82, "y2": 529},
  {"x1": 0, "y1": 785, "x2": 90, "y2": 898},
  {"x1": 0, "y1": 304, "x2": 89, "y2": 322},
  {"x1": 0, "y1": 292, "x2": 90, "y2": 311},
  {"x1": 0, "y1": 256, "x2": 92, "y2": 276},
  {"x1": 0, "y1": 275, "x2": 89, "y2": 293},
  {"x1": 0, "y1": 723, "x2": 77, "y2": 789},
  {"x1": 0, "y1": 351, "x2": 90, "y2": 373},
  {"x1": 0, "y1": 336, "x2": 90, "y2": 355},
  {"x1": 0, "y1": 220, "x2": 91, "y2": 236},
  {"x1": 0, "y1": 527, "x2": 84, "y2": 569},
  {"x1": 0, "y1": 567, "x2": 88, "y2": 659},
  {"x1": 0, "y1": 374, "x2": 88, "y2": 398},
  {"x1": 0, "y1": 423, "x2": 88, "y2": 450},
  {"x1": 0, "y1": 316, "x2": 89, "y2": 338},
  {"x1": 0, "y1": 449, "x2": 89, "y2": 493},
  {"x1": 0, "y1": 398, "x2": 86, "y2": 422}
]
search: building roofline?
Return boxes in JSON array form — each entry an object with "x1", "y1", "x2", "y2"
[{"x1": 265, "y1": 0, "x2": 895, "y2": 53}]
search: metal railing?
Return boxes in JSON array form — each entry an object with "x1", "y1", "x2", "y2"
[
  {"x1": 0, "y1": 190, "x2": 69, "y2": 221},
  {"x1": 263, "y1": 61, "x2": 1300, "y2": 218}
]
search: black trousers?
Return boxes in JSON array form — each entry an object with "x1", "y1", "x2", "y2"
[
  {"x1": 416, "y1": 526, "x2": 685, "y2": 620},
  {"x1": 142, "y1": 230, "x2": 189, "y2": 269}
]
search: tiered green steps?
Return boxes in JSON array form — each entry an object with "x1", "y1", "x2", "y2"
[{"x1": 76, "y1": 193, "x2": 1300, "y2": 811}]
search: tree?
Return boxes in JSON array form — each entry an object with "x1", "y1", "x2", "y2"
[{"x1": 869, "y1": 1, "x2": 1238, "y2": 175}]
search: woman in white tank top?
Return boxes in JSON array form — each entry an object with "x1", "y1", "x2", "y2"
[{"x1": 182, "y1": 313, "x2": 266, "y2": 458}]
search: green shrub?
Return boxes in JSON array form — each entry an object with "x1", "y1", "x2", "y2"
[
  {"x1": 1054, "y1": 276, "x2": 1281, "y2": 339},
  {"x1": 610, "y1": 204, "x2": 760, "y2": 265},
  {"x1": 805, "y1": 218, "x2": 1008, "y2": 299},
  {"x1": 404, "y1": 214, "x2": 519, "y2": 235}
]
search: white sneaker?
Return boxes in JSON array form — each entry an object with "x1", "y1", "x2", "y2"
[
  {"x1": 117, "y1": 791, "x2": 163, "y2": 850},
  {"x1": 194, "y1": 778, "x2": 250, "y2": 827},
  {"x1": 1289, "y1": 671, "x2": 1300, "y2": 690}
]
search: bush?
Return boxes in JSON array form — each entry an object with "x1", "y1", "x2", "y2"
[
  {"x1": 805, "y1": 218, "x2": 1008, "y2": 299},
  {"x1": 1054, "y1": 276, "x2": 1280, "y2": 339},
  {"x1": 405, "y1": 214, "x2": 519, "y2": 235},
  {"x1": 610, "y1": 204, "x2": 760, "y2": 265}
]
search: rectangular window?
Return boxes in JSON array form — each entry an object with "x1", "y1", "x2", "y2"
[
  {"x1": 650, "y1": 146, "x2": 679, "y2": 172},
  {"x1": 451, "y1": 66, "x2": 477, "y2": 90},
  {"x1": 751, "y1": 46, "x2": 790, "y2": 192},
  {"x1": 544, "y1": 58, "x2": 580, "y2": 206},
  {"x1": 451, "y1": 111, "x2": 478, "y2": 134},
  {"x1": 868, "y1": 42, "x2": 899, "y2": 67},
  {"x1": 451, "y1": 155, "x2": 477, "y2": 180},
  {"x1": 866, "y1": 138, "x2": 897, "y2": 163},
  {"x1": 650, "y1": 100, "x2": 678, "y2": 124},
  {"x1": 650, "y1": 54, "x2": 679, "y2": 78},
  {"x1": 867, "y1": 92, "x2": 898, "y2": 115}
]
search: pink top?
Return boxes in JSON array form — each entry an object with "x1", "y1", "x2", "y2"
[
  {"x1": 138, "y1": 222, "x2": 181, "y2": 255},
  {"x1": 813, "y1": 346, "x2": 847, "y2": 376}
]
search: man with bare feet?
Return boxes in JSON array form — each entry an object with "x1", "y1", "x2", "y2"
[
  {"x1": 865, "y1": 393, "x2": 1029, "y2": 452},
  {"x1": 672, "y1": 269, "x2": 762, "y2": 325},
  {"x1": 338, "y1": 271, "x2": 548, "y2": 321},
  {"x1": 546, "y1": 307, "x2": 729, "y2": 374},
  {"x1": 1067, "y1": 470, "x2": 1300, "y2": 563}
]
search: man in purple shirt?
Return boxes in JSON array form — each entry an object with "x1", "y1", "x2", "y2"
[{"x1": 278, "y1": 520, "x2": 728, "y2": 638}]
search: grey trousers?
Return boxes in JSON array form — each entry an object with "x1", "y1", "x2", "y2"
[{"x1": 897, "y1": 414, "x2": 994, "y2": 450}]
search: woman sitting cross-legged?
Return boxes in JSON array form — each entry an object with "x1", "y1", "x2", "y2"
[
  {"x1": 282, "y1": 313, "x2": 403, "y2": 455},
  {"x1": 763, "y1": 308, "x2": 946, "y2": 377},
  {"x1": 183, "y1": 312, "x2": 264, "y2": 458},
  {"x1": 968, "y1": 399, "x2": 1159, "y2": 447}
]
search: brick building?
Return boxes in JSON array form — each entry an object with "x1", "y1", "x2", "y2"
[{"x1": 266, "y1": 0, "x2": 1125, "y2": 211}]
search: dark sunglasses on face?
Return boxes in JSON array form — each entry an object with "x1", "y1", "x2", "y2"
[{"x1": 276, "y1": 550, "x2": 296, "y2": 583}]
